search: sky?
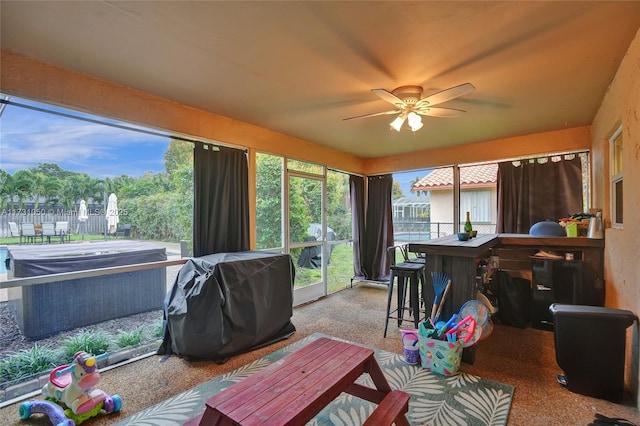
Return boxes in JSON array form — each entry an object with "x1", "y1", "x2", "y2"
[
  {"x1": 0, "y1": 95, "x2": 170, "y2": 178},
  {"x1": 394, "y1": 170, "x2": 430, "y2": 197}
]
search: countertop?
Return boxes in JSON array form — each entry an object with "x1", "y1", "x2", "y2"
[{"x1": 408, "y1": 233, "x2": 604, "y2": 258}]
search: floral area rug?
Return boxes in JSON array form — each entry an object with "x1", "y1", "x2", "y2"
[{"x1": 114, "y1": 333, "x2": 514, "y2": 426}]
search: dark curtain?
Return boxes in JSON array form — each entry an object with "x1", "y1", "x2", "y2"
[
  {"x1": 362, "y1": 174, "x2": 394, "y2": 281},
  {"x1": 497, "y1": 156, "x2": 583, "y2": 233},
  {"x1": 193, "y1": 144, "x2": 250, "y2": 257},
  {"x1": 349, "y1": 175, "x2": 366, "y2": 279}
]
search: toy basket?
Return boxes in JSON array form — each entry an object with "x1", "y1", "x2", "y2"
[{"x1": 417, "y1": 334, "x2": 462, "y2": 376}]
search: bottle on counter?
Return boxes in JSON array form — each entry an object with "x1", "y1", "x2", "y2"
[{"x1": 464, "y1": 211, "x2": 473, "y2": 233}]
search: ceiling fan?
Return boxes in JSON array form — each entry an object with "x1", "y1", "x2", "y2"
[{"x1": 344, "y1": 83, "x2": 475, "y2": 132}]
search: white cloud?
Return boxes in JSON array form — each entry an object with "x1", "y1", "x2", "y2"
[{"x1": 0, "y1": 103, "x2": 169, "y2": 178}]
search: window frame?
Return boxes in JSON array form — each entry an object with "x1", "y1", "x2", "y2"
[{"x1": 609, "y1": 125, "x2": 623, "y2": 228}]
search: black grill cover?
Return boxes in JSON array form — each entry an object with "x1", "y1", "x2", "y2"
[{"x1": 157, "y1": 251, "x2": 296, "y2": 362}]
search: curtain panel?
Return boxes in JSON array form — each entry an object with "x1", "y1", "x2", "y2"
[
  {"x1": 497, "y1": 156, "x2": 583, "y2": 233},
  {"x1": 361, "y1": 174, "x2": 394, "y2": 281},
  {"x1": 193, "y1": 144, "x2": 250, "y2": 257},
  {"x1": 349, "y1": 175, "x2": 366, "y2": 280}
]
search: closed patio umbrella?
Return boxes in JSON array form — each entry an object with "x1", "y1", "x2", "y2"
[
  {"x1": 106, "y1": 193, "x2": 119, "y2": 234},
  {"x1": 78, "y1": 200, "x2": 88, "y2": 236}
]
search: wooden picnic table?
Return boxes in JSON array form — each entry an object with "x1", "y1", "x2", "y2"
[{"x1": 184, "y1": 337, "x2": 410, "y2": 426}]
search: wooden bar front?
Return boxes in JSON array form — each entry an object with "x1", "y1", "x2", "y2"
[{"x1": 408, "y1": 234, "x2": 500, "y2": 323}]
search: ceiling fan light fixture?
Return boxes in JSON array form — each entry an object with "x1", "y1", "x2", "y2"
[
  {"x1": 410, "y1": 121, "x2": 423, "y2": 132},
  {"x1": 344, "y1": 82, "x2": 474, "y2": 130},
  {"x1": 389, "y1": 115, "x2": 405, "y2": 132},
  {"x1": 408, "y1": 112, "x2": 423, "y2": 131}
]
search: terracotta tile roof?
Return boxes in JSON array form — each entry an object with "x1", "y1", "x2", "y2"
[{"x1": 411, "y1": 163, "x2": 498, "y2": 192}]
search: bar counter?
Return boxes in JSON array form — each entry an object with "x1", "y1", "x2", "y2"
[
  {"x1": 407, "y1": 233, "x2": 605, "y2": 362},
  {"x1": 408, "y1": 233, "x2": 500, "y2": 258},
  {"x1": 408, "y1": 234, "x2": 604, "y2": 312}
]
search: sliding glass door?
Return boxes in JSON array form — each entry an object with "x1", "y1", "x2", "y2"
[
  {"x1": 255, "y1": 154, "x2": 354, "y2": 305},
  {"x1": 287, "y1": 171, "x2": 325, "y2": 304}
]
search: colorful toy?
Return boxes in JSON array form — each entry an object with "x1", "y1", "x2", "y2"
[
  {"x1": 19, "y1": 351, "x2": 122, "y2": 426},
  {"x1": 446, "y1": 314, "x2": 476, "y2": 346}
]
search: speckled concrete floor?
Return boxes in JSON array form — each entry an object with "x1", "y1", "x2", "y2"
[{"x1": 2, "y1": 282, "x2": 639, "y2": 425}]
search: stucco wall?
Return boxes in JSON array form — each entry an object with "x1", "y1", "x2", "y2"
[
  {"x1": 429, "y1": 191, "x2": 454, "y2": 236},
  {"x1": 591, "y1": 27, "x2": 640, "y2": 403}
]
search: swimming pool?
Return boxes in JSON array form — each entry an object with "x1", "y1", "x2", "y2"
[
  {"x1": 394, "y1": 232, "x2": 431, "y2": 242},
  {"x1": 0, "y1": 247, "x2": 7, "y2": 274}
]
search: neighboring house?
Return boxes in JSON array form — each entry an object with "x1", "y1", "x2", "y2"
[
  {"x1": 410, "y1": 164, "x2": 498, "y2": 235},
  {"x1": 391, "y1": 196, "x2": 429, "y2": 220},
  {"x1": 391, "y1": 196, "x2": 431, "y2": 239}
]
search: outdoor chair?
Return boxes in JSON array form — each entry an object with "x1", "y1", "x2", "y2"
[
  {"x1": 115, "y1": 224, "x2": 131, "y2": 238},
  {"x1": 20, "y1": 223, "x2": 38, "y2": 244},
  {"x1": 41, "y1": 222, "x2": 56, "y2": 243},
  {"x1": 55, "y1": 221, "x2": 70, "y2": 243},
  {"x1": 8, "y1": 222, "x2": 20, "y2": 238}
]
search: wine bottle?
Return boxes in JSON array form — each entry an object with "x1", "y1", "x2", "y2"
[{"x1": 464, "y1": 211, "x2": 473, "y2": 233}]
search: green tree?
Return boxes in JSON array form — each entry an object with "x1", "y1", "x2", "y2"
[
  {"x1": 76, "y1": 176, "x2": 102, "y2": 204},
  {"x1": 27, "y1": 172, "x2": 46, "y2": 208},
  {"x1": 255, "y1": 153, "x2": 283, "y2": 249},
  {"x1": 41, "y1": 175, "x2": 62, "y2": 208},
  {"x1": 11, "y1": 170, "x2": 34, "y2": 208},
  {"x1": 0, "y1": 170, "x2": 11, "y2": 210},
  {"x1": 288, "y1": 176, "x2": 312, "y2": 243},
  {"x1": 326, "y1": 171, "x2": 351, "y2": 240},
  {"x1": 392, "y1": 180, "x2": 403, "y2": 199},
  {"x1": 119, "y1": 171, "x2": 169, "y2": 198},
  {"x1": 164, "y1": 139, "x2": 193, "y2": 176},
  {"x1": 31, "y1": 163, "x2": 72, "y2": 180}
]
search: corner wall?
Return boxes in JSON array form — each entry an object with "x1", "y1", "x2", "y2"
[{"x1": 590, "y1": 27, "x2": 640, "y2": 405}]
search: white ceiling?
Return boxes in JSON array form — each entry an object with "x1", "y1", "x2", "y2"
[{"x1": 2, "y1": 1, "x2": 639, "y2": 158}]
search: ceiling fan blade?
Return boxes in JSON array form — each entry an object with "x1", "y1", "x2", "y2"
[
  {"x1": 415, "y1": 107, "x2": 466, "y2": 118},
  {"x1": 343, "y1": 109, "x2": 400, "y2": 121},
  {"x1": 371, "y1": 88, "x2": 407, "y2": 108},
  {"x1": 415, "y1": 83, "x2": 475, "y2": 107}
]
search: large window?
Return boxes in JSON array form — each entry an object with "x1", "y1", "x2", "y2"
[
  {"x1": 391, "y1": 169, "x2": 434, "y2": 241},
  {"x1": 394, "y1": 154, "x2": 588, "y2": 239},
  {"x1": 0, "y1": 95, "x2": 194, "y2": 385},
  {"x1": 0, "y1": 95, "x2": 193, "y2": 245},
  {"x1": 460, "y1": 190, "x2": 492, "y2": 223},
  {"x1": 458, "y1": 163, "x2": 498, "y2": 234}
]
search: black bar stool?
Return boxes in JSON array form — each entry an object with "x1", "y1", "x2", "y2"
[{"x1": 383, "y1": 245, "x2": 427, "y2": 337}]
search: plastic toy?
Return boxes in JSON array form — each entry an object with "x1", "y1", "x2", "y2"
[
  {"x1": 446, "y1": 315, "x2": 476, "y2": 346},
  {"x1": 19, "y1": 351, "x2": 122, "y2": 426}
]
